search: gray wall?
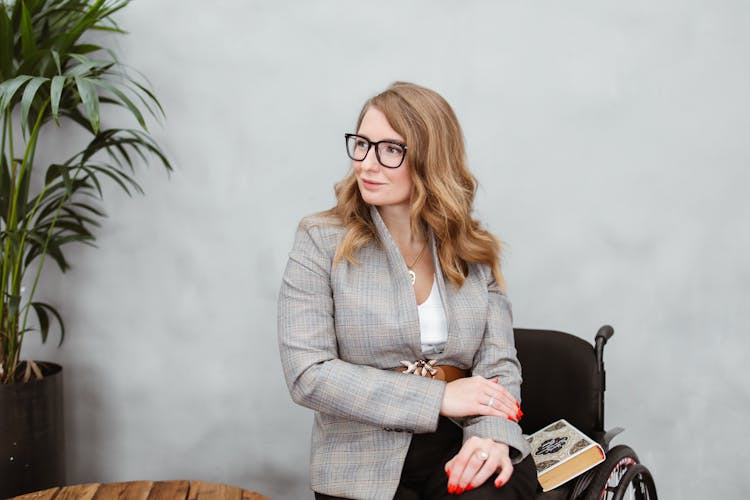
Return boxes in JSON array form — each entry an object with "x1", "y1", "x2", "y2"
[{"x1": 23, "y1": 1, "x2": 749, "y2": 498}]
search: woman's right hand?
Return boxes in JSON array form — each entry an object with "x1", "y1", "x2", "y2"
[{"x1": 440, "y1": 376, "x2": 522, "y2": 421}]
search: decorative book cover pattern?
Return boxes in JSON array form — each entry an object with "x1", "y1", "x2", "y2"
[{"x1": 526, "y1": 419, "x2": 601, "y2": 474}]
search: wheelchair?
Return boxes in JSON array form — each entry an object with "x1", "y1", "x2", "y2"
[{"x1": 514, "y1": 326, "x2": 658, "y2": 500}]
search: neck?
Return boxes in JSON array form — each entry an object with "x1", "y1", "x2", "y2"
[{"x1": 377, "y1": 205, "x2": 420, "y2": 247}]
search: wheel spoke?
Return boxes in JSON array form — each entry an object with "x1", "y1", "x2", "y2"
[{"x1": 602, "y1": 457, "x2": 638, "y2": 500}]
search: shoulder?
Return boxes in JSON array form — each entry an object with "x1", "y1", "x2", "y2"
[
  {"x1": 468, "y1": 261, "x2": 507, "y2": 297},
  {"x1": 468, "y1": 262, "x2": 492, "y2": 285},
  {"x1": 297, "y1": 211, "x2": 346, "y2": 238},
  {"x1": 294, "y1": 212, "x2": 346, "y2": 254},
  {"x1": 298, "y1": 211, "x2": 342, "y2": 230}
]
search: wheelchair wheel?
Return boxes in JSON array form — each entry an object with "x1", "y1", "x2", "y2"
[{"x1": 582, "y1": 445, "x2": 657, "y2": 500}]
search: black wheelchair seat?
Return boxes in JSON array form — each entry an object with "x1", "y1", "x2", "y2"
[{"x1": 514, "y1": 326, "x2": 658, "y2": 500}]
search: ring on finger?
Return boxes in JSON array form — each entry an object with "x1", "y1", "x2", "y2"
[
  {"x1": 487, "y1": 396, "x2": 495, "y2": 408},
  {"x1": 477, "y1": 449, "x2": 489, "y2": 461}
]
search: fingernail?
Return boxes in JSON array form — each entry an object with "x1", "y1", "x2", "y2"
[
  {"x1": 456, "y1": 487, "x2": 464, "y2": 494},
  {"x1": 448, "y1": 484, "x2": 455, "y2": 494},
  {"x1": 446, "y1": 469, "x2": 451, "y2": 477},
  {"x1": 515, "y1": 402, "x2": 520, "y2": 408},
  {"x1": 507, "y1": 416, "x2": 517, "y2": 422},
  {"x1": 465, "y1": 484, "x2": 474, "y2": 492},
  {"x1": 495, "y1": 479, "x2": 504, "y2": 488}
]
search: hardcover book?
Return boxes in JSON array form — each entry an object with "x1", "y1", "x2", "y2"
[{"x1": 526, "y1": 419, "x2": 606, "y2": 492}]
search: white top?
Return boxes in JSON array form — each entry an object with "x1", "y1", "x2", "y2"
[{"x1": 418, "y1": 275, "x2": 448, "y2": 355}]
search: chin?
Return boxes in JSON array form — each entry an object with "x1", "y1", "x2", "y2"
[{"x1": 359, "y1": 193, "x2": 382, "y2": 206}]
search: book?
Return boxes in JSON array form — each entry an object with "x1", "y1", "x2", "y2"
[{"x1": 526, "y1": 419, "x2": 606, "y2": 492}]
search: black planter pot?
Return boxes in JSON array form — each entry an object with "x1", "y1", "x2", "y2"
[{"x1": 0, "y1": 362, "x2": 65, "y2": 498}]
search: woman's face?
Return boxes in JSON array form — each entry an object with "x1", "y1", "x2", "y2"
[{"x1": 353, "y1": 107, "x2": 413, "y2": 212}]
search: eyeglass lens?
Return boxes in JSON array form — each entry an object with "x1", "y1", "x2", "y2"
[{"x1": 346, "y1": 135, "x2": 405, "y2": 168}]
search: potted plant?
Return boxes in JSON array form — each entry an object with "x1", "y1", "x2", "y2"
[{"x1": 0, "y1": 0, "x2": 170, "y2": 496}]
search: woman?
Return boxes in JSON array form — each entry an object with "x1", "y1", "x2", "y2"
[{"x1": 278, "y1": 82, "x2": 537, "y2": 499}]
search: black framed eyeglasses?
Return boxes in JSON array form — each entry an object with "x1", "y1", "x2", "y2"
[{"x1": 344, "y1": 133, "x2": 408, "y2": 169}]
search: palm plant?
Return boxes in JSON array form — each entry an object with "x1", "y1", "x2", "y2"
[{"x1": 0, "y1": 0, "x2": 171, "y2": 384}]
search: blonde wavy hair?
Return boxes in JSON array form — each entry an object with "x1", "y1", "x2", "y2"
[{"x1": 326, "y1": 81, "x2": 504, "y2": 288}]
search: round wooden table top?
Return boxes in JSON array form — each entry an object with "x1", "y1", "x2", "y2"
[{"x1": 9, "y1": 480, "x2": 270, "y2": 500}]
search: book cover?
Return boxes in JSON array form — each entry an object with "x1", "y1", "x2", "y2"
[{"x1": 526, "y1": 419, "x2": 606, "y2": 492}]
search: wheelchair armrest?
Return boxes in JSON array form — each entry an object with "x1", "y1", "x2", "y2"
[{"x1": 598, "y1": 426, "x2": 625, "y2": 450}]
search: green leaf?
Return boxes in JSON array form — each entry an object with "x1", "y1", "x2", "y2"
[
  {"x1": 5, "y1": 292, "x2": 21, "y2": 317},
  {"x1": 60, "y1": 205, "x2": 101, "y2": 227},
  {"x1": 70, "y1": 43, "x2": 102, "y2": 55},
  {"x1": 10, "y1": 0, "x2": 22, "y2": 29},
  {"x1": 51, "y1": 49, "x2": 62, "y2": 75},
  {"x1": 60, "y1": 106, "x2": 94, "y2": 132},
  {"x1": 50, "y1": 75, "x2": 65, "y2": 124},
  {"x1": 44, "y1": 162, "x2": 73, "y2": 192},
  {"x1": 24, "y1": 234, "x2": 70, "y2": 271},
  {"x1": 91, "y1": 79, "x2": 145, "y2": 129},
  {"x1": 111, "y1": 140, "x2": 133, "y2": 167},
  {"x1": 131, "y1": 79, "x2": 165, "y2": 118},
  {"x1": 82, "y1": 163, "x2": 137, "y2": 196},
  {"x1": 71, "y1": 201, "x2": 106, "y2": 218},
  {"x1": 0, "y1": 75, "x2": 33, "y2": 113},
  {"x1": 32, "y1": 301, "x2": 50, "y2": 343},
  {"x1": 20, "y1": 1, "x2": 39, "y2": 64},
  {"x1": 20, "y1": 76, "x2": 49, "y2": 134},
  {"x1": 0, "y1": 6, "x2": 12, "y2": 80},
  {"x1": 50, "y1": 0, "x2": 107, "y2": 60},
  {"x1": 31, "y1": 301, "x2": 65, "y2": 347},
  {"x1": 67, "y1": 55, "x2": 112, "y2": 78},
  {"x1": 74, "y1": 75, "x2": 99, "y2": 133},
  {"x1": 0, "y1": 152, "x2": 10, "y2": 222},
  {"x1": 2, "y1": 0, "x2": 173, "y2": 380}
]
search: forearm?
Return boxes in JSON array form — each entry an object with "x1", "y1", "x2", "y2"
[
  {"x1": 462, "y1": 416, "x2": 529, "y2": 463},
  {"x1": 462, "y1": 268, "x2": 530, "y2": 461},
  {"x1": 286, "y1": 357, "x2": 445, "y2": 432}
]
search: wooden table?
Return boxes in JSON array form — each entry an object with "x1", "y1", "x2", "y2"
[{"x1": 9, "y1": 480, "x2": 271, "y2": 500}]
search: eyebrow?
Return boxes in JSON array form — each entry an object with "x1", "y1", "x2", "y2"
[{"x1": 354, "y1": 133, "x2": 406, "y2": 145}]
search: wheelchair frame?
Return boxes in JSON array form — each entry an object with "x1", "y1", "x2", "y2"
[{"x1": 514, "y1": 325, "x2": 658, "y2": 500}]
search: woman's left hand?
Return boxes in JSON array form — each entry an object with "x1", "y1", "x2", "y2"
[{"x1": 444, "y1": 437, "x2": 513, "y2": 494}]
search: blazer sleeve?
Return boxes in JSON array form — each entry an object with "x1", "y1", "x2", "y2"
[
  {"x1": 277, "y1": 219, "x2": 445, "y2": 433},
  {"x1": 462, "y1": 268, "x2": 532, "y2": 462}
]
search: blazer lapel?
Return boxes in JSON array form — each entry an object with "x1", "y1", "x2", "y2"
[
  {"x1": 429, "y1": 231, "x2": 458, "y2": 359},
  {"x1": 369, "y1": 206, "x2": 462, "y2": 362},
  {"x1": 370, "y1": 206, "x2": 422, "y2": 359}
]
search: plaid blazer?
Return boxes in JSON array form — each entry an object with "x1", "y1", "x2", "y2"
[{"x1": 278, "y1": 207, "x2": 531, "y2": 500}]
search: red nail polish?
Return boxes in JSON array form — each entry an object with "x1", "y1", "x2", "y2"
[
  {"x1": 456, "y1": 487, "x2": 464, "y2": 494},
  {"x1": 496, "y1": 480, "x2": 504, "y2": 488},
  {"x1": 446, "y1": 469, "x2": 451, "y2": 477},
  {"x1": 448, "y1": 484, "x2": 455, "y2": 494},
  {"x1": 465, "y1": 484, "x2": 474, "y2": 492},
  {"x1": 507, "y1": 416, "x2": 517, "y2": 422},
  {"x1": 515, "y1": 402, "x2": 520, "y2": 408}
]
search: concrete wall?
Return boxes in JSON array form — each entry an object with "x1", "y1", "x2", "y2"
[{"x1": 23, "y1": 1, "x2": 749, "y2": 498}]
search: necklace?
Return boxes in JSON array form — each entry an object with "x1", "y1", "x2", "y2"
[{"x1": 406, "y1": 241, "x2": 427, "y2": 286}]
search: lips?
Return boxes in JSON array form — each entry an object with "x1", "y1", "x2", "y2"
[{"x1": 360, "y1": 179, "x2": 384, "y2": 190}]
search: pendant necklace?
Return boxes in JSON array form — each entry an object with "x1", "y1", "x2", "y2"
[{"x1": 407, "y1": 241, "x2": 428, "y2": 286}]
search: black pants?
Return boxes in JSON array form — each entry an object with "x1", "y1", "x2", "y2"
[{"x1": 315, "y1": 417, "x2": 539, "y2": 499}]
